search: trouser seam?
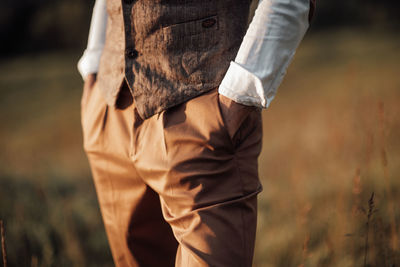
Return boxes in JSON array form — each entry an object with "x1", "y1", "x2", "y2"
[{"x1": 233, "y1": 149, "x2": 248, "y2": 266}]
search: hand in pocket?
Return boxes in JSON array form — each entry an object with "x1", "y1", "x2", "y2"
[
  {"x1": 218, "y1": 93, "x2": 258, "y2": 141},
  {"x1": 81, "y1": 73, "x2": 97, "y2": 107}
]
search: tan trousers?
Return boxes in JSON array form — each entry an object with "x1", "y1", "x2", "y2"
[{"x1": 81, "y1": 81, "x2": 263, "y2": 267}]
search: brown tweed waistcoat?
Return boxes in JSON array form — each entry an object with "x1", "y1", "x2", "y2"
[{"x1": 97, "y1": 0, "x2": 252, "y2": 119}]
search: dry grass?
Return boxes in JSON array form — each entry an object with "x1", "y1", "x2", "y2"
[{"x1": 254, "y1": 29, "x2": 400, "y2": 266}]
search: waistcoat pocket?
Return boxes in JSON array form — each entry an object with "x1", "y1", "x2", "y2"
[{"x1": 162, "y1": 15, "x2": 219, "y2": 50}]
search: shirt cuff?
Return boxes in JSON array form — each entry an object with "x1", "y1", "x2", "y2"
[
  {"x1": 77, "y1": 47, "x2": 104, "y2": 80},
  {"x1": 218, "y1": 61, "x2": 276, "y2": 109}
]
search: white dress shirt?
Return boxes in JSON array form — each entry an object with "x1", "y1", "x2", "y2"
[
  {"x1": 77, "y1": 0, "x2": 107, "y2": 78},
  {"x1": 78, "y1": 0, "x2": 311, "y2": 109}
]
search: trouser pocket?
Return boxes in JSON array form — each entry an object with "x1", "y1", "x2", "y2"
[
  {"x1": 80, "y1": 82, "x2": 108, "y2": 153},
  {"x1": 216, "y1": 90, "x2": 261, "y2": 148}
]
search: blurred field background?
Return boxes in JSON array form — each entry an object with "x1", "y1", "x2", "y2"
[{"x1": 1, "y1": 0, "x2": 400, "y2": 266}]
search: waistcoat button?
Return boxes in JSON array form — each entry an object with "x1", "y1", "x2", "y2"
[
  {"x1": 123, "y1": 0, "x2": 134, "y2": 4},
  {"x1": 126, "y1": 49, "x2": 138, "y2": 59},
  {"x1": 202, "y1": 18, "x2": 216, "y2": 28}
]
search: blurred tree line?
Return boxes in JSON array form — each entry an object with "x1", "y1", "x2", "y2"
[
  {"x1": 1, "y1": 0, "x2": 93, "y2": 57},
  {"x1": 1, "y1": 0, "x2": 399, "y2": 57}
]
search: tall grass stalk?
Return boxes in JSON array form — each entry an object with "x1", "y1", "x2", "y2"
[
  {"x1": 0, "y1": 220, "x2": 7, "y2": 267},
  {"x1": 378, "y1": 102, "x2": 398, "y2": 251},
  {"x1": 363, "y1": 192, "x2": 375, "y2": 267}
]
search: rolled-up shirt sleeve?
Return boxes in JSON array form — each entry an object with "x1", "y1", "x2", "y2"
[
  {"x1": 77, "y1": 0, "x2": 108, "y2": 80},
  {"x1": 218, "y1": 0, "x2": 312, "y2": 108}
]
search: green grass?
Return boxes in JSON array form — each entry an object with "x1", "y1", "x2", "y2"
[{"x1": 0, "y1": 29, "x2": 399, "y2": 266}]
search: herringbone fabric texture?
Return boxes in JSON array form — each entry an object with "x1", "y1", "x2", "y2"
[{"x1": 98, "y1": 0, "x2": 252, "y2": 119}]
